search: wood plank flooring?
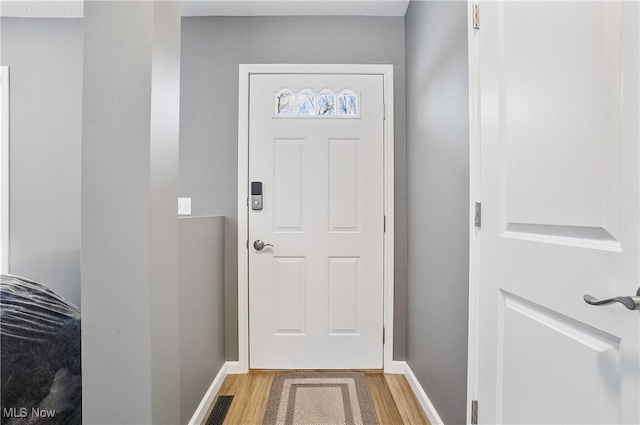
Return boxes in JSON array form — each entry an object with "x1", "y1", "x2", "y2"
[{"x1": 202, "y1": 370, "x2": 430, "y2": 425}]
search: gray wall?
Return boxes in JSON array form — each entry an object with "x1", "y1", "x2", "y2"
[
  {"x1": 179, "y1": 15, "x2": 407, "y2": 361},
  {"x1": 0, "y1": 17, "x2": 82, "y2": 307},
  {"x1": 179, "y1": 216, "x2": 226, "y2": 424},
  {"x1": 82, "y1": 2, "x2": 181, "y2": 423},
  {"x1": 149, "y1": 3, "x2": 182, "y2": 423},
  {"x1": 405, "y1": 2, "x2": 470, "y2": 425}
]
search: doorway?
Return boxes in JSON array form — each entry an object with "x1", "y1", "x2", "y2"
[{"x1": 236, "y1": 64, "x2": 396, "y2": 372}]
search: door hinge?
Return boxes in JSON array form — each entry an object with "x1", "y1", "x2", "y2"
[
  {"x1": 383, "y1": 327, "x2": 386, "y2": 344},
  {"x1": 246, "y1": 240, "x2": 249, "y2": 250},
  {"x1": 384, "y1": 215, "x2": 387, "y2": 233},
  {"x1": 474, "y1": 202, "x2": 481, "y2": 228},
  {"x1": 383, "y1": 103, "x2": 386, "y2": 121},
  {"x1": 247, "y1": 197, "x2": 249, "y2": 207},
  {"x1": 473, "y1": 4, "x2": 480, "y2": 30},
  {"x1": 471, "y1": 400, "x2": 478, "y2": 425}
]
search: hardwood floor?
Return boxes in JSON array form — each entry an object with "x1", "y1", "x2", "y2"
[{"x1": 202, "y1": 370, "x2": 431, "y2": 425}]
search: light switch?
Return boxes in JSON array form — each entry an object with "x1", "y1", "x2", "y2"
[{"x1": 178, "y1": 198, "x2": 191, "y2": 215}]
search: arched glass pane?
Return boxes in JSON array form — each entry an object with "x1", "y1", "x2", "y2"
[
  {"x1": 297, "y1": 90, "x2": 315, "y2": 115},
  {"x1": 275, "y1": 89, "x2": 295, "y2": 115},
  {"x1": 317, "y1": 90, "x2": 336, "y2": 116},
  {"x1": 338, "y1": 90, "x2": 357, "y2": 115}
]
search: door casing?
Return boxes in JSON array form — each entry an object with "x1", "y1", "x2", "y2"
[
  {"x1": 467, "y1": 2, "x2": 480, "y2": 423},
  {"x1": 234, "y1": 64, "x2": 397, "y2": 373}
]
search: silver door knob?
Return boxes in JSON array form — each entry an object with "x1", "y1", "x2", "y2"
[
  {"x1": 253, "y1": 240, "x2": 274, "y2": 251},
  {"x1": 583, "y1": 288, "x2": 640, "y2": 310}
]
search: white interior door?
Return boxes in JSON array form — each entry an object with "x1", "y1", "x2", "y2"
[
  {"x1": 475, "y1": 1, "x2": 639, "y2": 423},
  {"x1": 248, "y1": 74, "x2": 385, "y2": 369}
]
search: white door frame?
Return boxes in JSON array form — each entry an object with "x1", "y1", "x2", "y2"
[
  {"x1": 466, "y1": 1, "x2": 481, "y2": 421},
  {"x1": 235, "y1": 64, "x2": 396, "y2": 374},
  {"x1": 467, "y1": 0, "x2": 481, "y2": 424}
]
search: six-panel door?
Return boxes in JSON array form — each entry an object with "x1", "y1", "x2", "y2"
[{"x1": 248, "y1": 74, "x2": 385, "y2": 369}]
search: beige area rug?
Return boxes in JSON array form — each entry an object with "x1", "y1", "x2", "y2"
[{"x1": 262, "y1": 372, "x2": 379, "y2": 425}]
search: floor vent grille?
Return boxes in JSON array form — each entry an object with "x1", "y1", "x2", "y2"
[{"x1": 205, "y1": 395, "x2": 234, "y2": 425}]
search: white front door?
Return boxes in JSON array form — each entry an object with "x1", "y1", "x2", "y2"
[
  {"x1": 248, "y1": 74, "x2": 385, "y2": 369},
  {"x1": 475, "y1": 1, "x2": 639, "y2": 423}
]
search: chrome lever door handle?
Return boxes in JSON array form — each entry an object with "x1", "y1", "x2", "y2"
[
  {"x1": 583, "y1": 288, "x2": 640, "y2": 310},
  {"x1": 253, "y1": 240, "x2": 274, "y2": 251}
]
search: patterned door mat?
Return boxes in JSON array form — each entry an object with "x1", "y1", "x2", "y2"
[{"x1": 262, "y1": 372, "x2": 379, "y2": 425}]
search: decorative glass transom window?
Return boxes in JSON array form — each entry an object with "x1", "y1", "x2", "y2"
[
  {"x1": 275, "y1": 89, "x2": 358, "y2": 117},
  {"x1": 275, "y1": 89, "x2": 295, "y2": 115}
]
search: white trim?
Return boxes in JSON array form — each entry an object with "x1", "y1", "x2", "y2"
[
  {"x1": 237, "y1": 66, "x2": 250, "y2": 374},
  {"x1": 191, "y1": 361, "x2": 441, "y2": 425},
  {"x1": 381, "y1": 65, "x2": 396, "y2": 374},
  {"x1": 401, "y1": 361, "x2": 445, "y2": 425},
  {"x1": 225, "y1": 361, "x2": 243, "y2": 375},
  {"x1": 237, "y1": 64, "x2": 395, "y2": 373},
  {"x1": 187, "y1": 361, "x2": 230, "y2": 425},
  {"x1": 0, "y1": 66, "x2": 9, "y2": 274},
  {"x1": 466, "y1": 2, "x2": 481, "y2": 425},
  {"x1": 386, "y1": 360, "x2": 407, "y2": 375}
]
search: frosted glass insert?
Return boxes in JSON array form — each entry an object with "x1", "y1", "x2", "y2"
[
  {"x1": 317, "y1": 90, "x2": 336, "y2": 116},
  {"x1": 338, "y1": 91, "x2": 357, "y2": 115},
  {"x1": 276, "y1": 89, "x2": 295, "y2": 115},
  {"x1": 297, "y1": 90, "x2": 315, "y2": 115}
]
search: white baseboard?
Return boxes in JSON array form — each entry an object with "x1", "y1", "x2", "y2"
[
  {"x1": 188, "y1": 361, "x2": 230, "y2": 425},
  {"x1": 188, "y1": 360, "x2": 444, "y2": 425},
  {"x1": 401, "y1": 361, "x2": 445, "y2": 425},
  {"x1": 225, "y1": 360, "x2": 245, "y2": 375},
  {"x1": 385, "y1": 360, "x2": 407, "y2": 374}
]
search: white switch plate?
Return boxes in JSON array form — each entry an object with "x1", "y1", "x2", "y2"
[{"x1": 178, "y1": 198, "x2": 191, "y2": 215}]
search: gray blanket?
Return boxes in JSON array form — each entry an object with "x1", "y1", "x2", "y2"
[{"x1": 1, "y1": 275, "x2": 81, "y2": 425}]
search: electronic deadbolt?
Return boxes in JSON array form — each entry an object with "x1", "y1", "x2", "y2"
[{"x1": 251, "y1": 182, "x2": 263, "y2": 210}]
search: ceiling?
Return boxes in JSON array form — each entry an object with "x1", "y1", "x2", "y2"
[{"x1": 0, "y1": 0, "x2": 411, "y2": 18}]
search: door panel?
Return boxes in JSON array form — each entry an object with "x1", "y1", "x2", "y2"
[
  {"x1": 329, "y1": 139, "x2": 360, "y2": 232},
  {"x1": 477, "y1": 1, "x2": 639, "y2": 423},
  {"x1": 503, "y1": 2, "x2": 621, "y2": 232},
  {"x1": 498, "y1": 292, "x2": 621, "y2": 424},
  {"x1": 273, "y1": 140, "x2": 304, "y2": 231},
  {"x1": 274, "y1": 257, "x2": 306, "y2": 334},
  {"x1": 249, "y1": 74, "x2": 384, "y2": 369},
  {"x1": 328, "y1": 257, "x2": 360, "y2": 333}
]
